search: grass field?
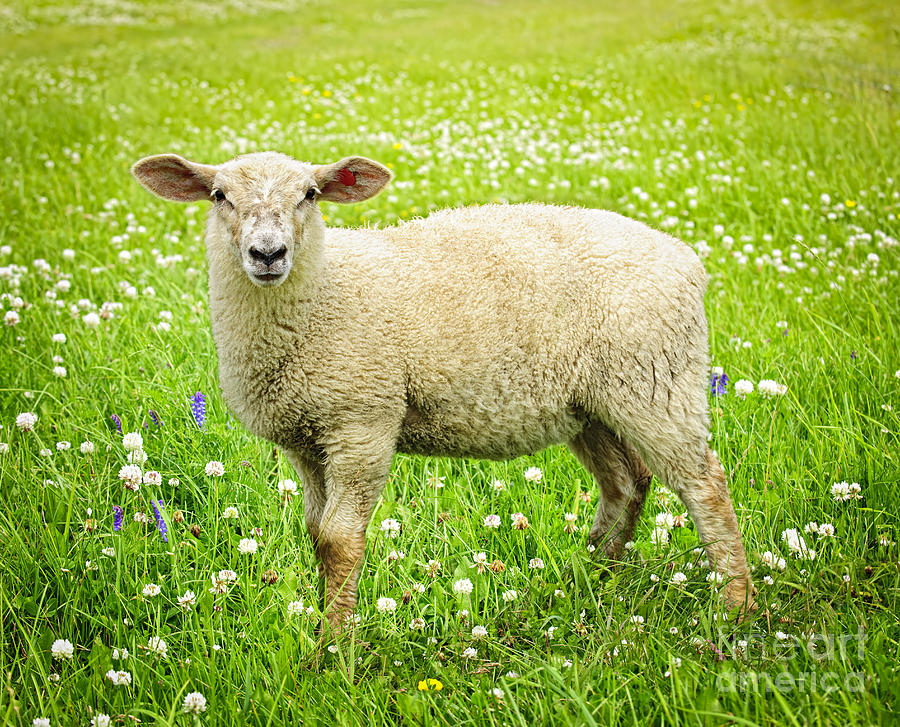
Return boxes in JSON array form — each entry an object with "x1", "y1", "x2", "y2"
[{"x1": 1, "y1": 0, "x2": 899, "y2": 724}]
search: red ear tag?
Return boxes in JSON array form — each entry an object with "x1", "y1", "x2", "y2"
[{"x1": 337, "y1": 168, "x2": 357, "y2": 186}]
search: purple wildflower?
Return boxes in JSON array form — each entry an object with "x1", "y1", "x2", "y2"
[
  {"x1": 149, "y1": 410, "x2": 162, "y2": 427},
  {"x1": 110, "y1": 413, "x2": 122, "y2": 433},
  {"x1": 706, "y1": 640, "x2": 726, "y2": 662},
  {"x1": 151, "y1": 500, "x2": 168, "y2": 543},
  {"x1": 190, "y1": 391, "x2": 206, "y2": 429},
  {"x1": 850, "y1": 350, "x2": 857, "y2": 360},
  {"x1": 113, "y1": 505, "x2": 123, "y2": 532},
  {"x1": 710, "y1": 372, "x2": 728, "y2": 396}
]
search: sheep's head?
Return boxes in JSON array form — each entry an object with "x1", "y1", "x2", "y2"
[{"x1": 131, "y1": 151, "x2": 391, "y2": 287}]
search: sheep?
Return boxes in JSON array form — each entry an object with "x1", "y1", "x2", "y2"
[{"x1": 131, "y1": 151, "x2": 755, "y2": 629}]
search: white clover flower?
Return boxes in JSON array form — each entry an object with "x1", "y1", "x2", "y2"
[
  {"x1": 205, "y1": 460, "x2": 224, "y2": 477},
  {"x1": 461, "y1": 647, "x2": 478, "y2": 659},
  {"x1": 655, "y1": 512, "x2": 675, "y2": 528},
  {"x1": 222, "y1": 506, "x2": 239, "y2": 519},
  {"x1": 168, "y1": 477, "x2": 180, "y2": 486},
  {"x1": 707, "y1": 572, "x2": 724, "y2": 585},
  {"x1": 528, "y1": 557, "x2": 545, "y2": 569},
  {"x1": 471, "y1": 625, "x2": 488, "y2": 639},
  {"x1": 90, "y1": 714, "x2": 111, "y2": 727},
  {"x1": 409, "y1": 617, "x2": 426, "y2": 630},
  {"x1": 781, "y1": 529, "x2": 813, "y2": 557},
  {"x1": 671, "y1": 571, "x2": 687, "y2": 585},
  {"x1": 761, "y1": 550, "x2": 787, "y2": 570},
  {"x1": 56, "y1": 441, "x2": 70, "y2": 451},
  {"x1": 133, "y1": 511, "x2": 147, "y2": 524},
  {"x1": 105, "y1": 669, "x2": 132, "y2": 686},
  {"x1": 758, "y1": 379, "x2": 787, "y2": 397},
  {"x1": 831, "y1": 481, "x2": 862, "y2": 501},
  {"x1": 50, "y1": 638, "x2": 74, "y2": 660},
  {"x1": 650, "y1": 527, "x2": 670, "y2": 546},
  {"x1": 483, "y1": 513, "x2": 501, "y2": 528},
  {"x1": 287, "y1": 600, "x2": 304, "y2": 617},
  {"x1": 101, "y1": 547, "x2": 115, "y2": 557},
  {"x1": 376, "y1": 597, "x2": 397, "y2": 613},
  {"x1": 411, "y1": 582, "x2": 426, "y2": 594},
  {"x1": 490, "y1": 478, "x2": 507, "y2": 492},
  {"x1": 112, "y1": 648, "x2": 128, "y2": 660},
  {"x1": 4, "y1": 310, "x2": 20, "y2": 326},
  {"x1": 52, "y1": 366, "x2": 66, "y2": 378},
  {"x1": 147, "y1": 636, "x2": 167, "y2": 658},
  {"x1": 143, "y1": 470, "x2": 161, "y2": 486},
  {"x1": 734, "y1": 379, "x2": 754, "y2": 396},
  {"x1": 182, "y1": 692, "x2": 207, "y2": 715},
  {"x1": 511, "y1": 512, "x2": 529, "y2": 530},
  {"x1": 15, "y1": 412, "x2": 37, "y2": 431},
  {"x1": 471, "y1": 552, "x2": 488, "y2": 572},
  {"x1": 82, "y1": 312, "x2": 101, "y2": 328},
  {"x1": 118, "y1": 465, "x2": 142, "y2": 490},
  {"x1": 804, "y1": 522, "x2": 819, "y2": 535},
  {"x1": 142, "y1": 583, "x2": 161, "y2": 597},
  {"x1": 523, "y1": 466, "x2": 543, "y2": 483},
  {"x1": 630, "y1": 615, "x2": 644, "y2": 626},
  {"x1": 277, "y1": 479, "x2": 298, "y2": 499},
  {"x1": 380, "y1": 518, "x2": 401, "y2": 538},
  {"x1": 80, "y1": 440, "x2": 94, "y2": 454},
  {"x1": 209, "y1": 574, "x2": 229, "y2": 595},
  {"x1": 178, "y1": 591, "x2": 196, "y2": 609},
  {"x1": 0, "y1": 443, "x2": 8, "y2": 454},
  {"x1": 501, "y1": 589, "x2": 518, "y2": 602},
  {"x1": 452, "y1": 578, "x2": 474, "y2": 595},
  {"x1": 763, "y1": 575, "x2": 775, "y2": 585},
  {"x1": 32, "y1": 718, "x2": 51, "y2": 727},
  {"x1": 237, "y1": 538, "x2": 258, "y2": 555}
]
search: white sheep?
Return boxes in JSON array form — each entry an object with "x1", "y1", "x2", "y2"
[{"x1": 132, "y1": 151, "x2": 755, "y2": 628}]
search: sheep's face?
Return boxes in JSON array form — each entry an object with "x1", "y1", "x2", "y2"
[{"x1": 131, "y1": 151, "x2": 392, "y2": 288}]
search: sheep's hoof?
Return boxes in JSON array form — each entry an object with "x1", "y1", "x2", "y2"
[{"x1": 723, "y1": 578, "x2": 758, "y2": 622}]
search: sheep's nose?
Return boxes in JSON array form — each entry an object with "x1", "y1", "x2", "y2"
[{"x1": 249, "y1": 245, "x2": 287, "y2": 267}]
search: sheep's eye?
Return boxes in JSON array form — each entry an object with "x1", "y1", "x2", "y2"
[
  {"x1": 213, "y1": 189, "x2": 227, "y2": 203},
  {"x1": 305, "y1": 188, "x2": 318, "y2": 201}
]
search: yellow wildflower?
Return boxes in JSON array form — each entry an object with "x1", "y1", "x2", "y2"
[{"x1": 417, "y1": 678, "x2": 443, "y2": 691}]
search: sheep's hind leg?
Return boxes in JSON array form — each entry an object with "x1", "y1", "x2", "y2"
[
  {"x1": 283, "y1": 449, "x2": 328, "y2": 611},
  {"x1": 568, "y1": 423, "x2": 652, "y2": 559},
  {"x1": 627, "y1": 423, "x2": 755, "y2": 613},
  {"x1": 671, "y1": 447, "x2": 755, "y2": 612},
  {"x1": 282, "y1": 449, "x2": 326, "y2": 544}
]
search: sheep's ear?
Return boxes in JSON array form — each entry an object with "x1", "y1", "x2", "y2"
[
  {"x1": 313, "y1": 156, "x2": 392, "y2": 204},
  {"x1": 131, "y1": 154, "x2": 219, "y2": 202}
]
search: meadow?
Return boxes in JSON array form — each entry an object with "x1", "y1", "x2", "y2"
[{"x1": 0, "y1": 0, "x2": 898, "y2": 724}]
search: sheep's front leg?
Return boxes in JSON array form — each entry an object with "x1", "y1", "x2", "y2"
[{"x1": 318, "y1": 426, "x2": 396, "y2": 631}]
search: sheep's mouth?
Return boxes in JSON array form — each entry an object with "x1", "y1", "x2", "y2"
[{"x1": 250, "y1": 271, "x2": 287, "y2": 286}]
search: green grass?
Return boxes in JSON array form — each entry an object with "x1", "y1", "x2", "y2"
[{"x1": 0, "y1": 0, "x2": 899, "y2": 724}]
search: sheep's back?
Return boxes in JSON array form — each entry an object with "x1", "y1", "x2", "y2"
[{"x1": 319, "y1": 204, "x2": 706, "y2": 459}]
